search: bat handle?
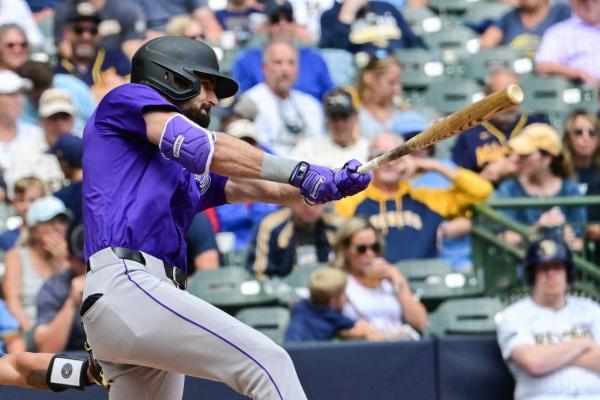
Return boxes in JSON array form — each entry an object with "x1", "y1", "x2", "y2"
[{"x1": 357, "y1": 159, "x2": 379, "y2": 174}]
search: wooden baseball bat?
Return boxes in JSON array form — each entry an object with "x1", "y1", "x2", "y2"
[{"x1": 357, "y1": 84, "x2": 524, "y2": 173}]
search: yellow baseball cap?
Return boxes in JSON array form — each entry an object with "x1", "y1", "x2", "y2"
[{"x1": 509, "y1": 123, "x2": 561, "y2": 156}]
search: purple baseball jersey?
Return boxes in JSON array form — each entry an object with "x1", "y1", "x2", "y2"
[{"x1": 82, "y1": 83, "x2": 228, "y2": 270}]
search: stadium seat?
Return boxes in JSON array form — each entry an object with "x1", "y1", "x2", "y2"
[
  {"x1": 395, "y1": 48, "x2": 445, "y2": 90},
  {"x1": 460, "y1": 46, "x2": 532, "y2": 83},
  {"x1": 427, "y1": 297, "x2": 505, "y2": 337},
  {"x1": 401, "y1": 6, "x2": 442, "y2": 37},
  {"x1": 235, "y1": 306, "x2": 290, "y2": 345},
  {"x1": 462, "y1": 2, "x2": 513, "y2": 29},
  {"x1": 428, "y1": 0, "x2": 475, "y2": 15},
  {"x1": 423, "y1": 78, "x2": 484, "y2": 115},
  {"x1": 269, "y1": 263, "x2": 325, "y2": 305},
  {"x1": 186, "y1": 267, "x2": 277, "y2": 314},
  {"x1": 318, "y1": 48, "x2": 356, "y2": 87},
  {"x1": 422, "y1": 26, "x2": 481, "y2": 64}
]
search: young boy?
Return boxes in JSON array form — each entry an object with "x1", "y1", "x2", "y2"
[{"x1": 284, "y1": 268, "x2": 386, "y2": 343}]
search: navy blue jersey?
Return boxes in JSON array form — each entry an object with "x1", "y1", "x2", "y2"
[
  {"x1": 56, "y1": 48, "x2": 131, "y2": 87},
  {"x1": 284, "y1": 299, "x2": 355, "y2": 343}
]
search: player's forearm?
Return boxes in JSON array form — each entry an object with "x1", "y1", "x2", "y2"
[
  {"x1": 34, "y1": 299, "x2": 78, "y2": 353},
  {"x1": 225, "y1": 178, "x2": 301, "y2": 206},
  {"x1": 512, "y1": 339, "x2": 593, "y2": 376},
  {"x1": 572, "y1": 345, "x2": 600, "y2": 374}
]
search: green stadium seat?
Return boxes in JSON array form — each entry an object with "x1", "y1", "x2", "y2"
[
  {"x1": 460, "y1": 46, "x2": 532, "y2": 83},
  {"x1": 422, "y1": 26, "x2": 480, "y2": 57},
  {"x1": 318, "y1": 48, "x2": 356, "y2": 87},
  {"x1": 401, "y1": 6, "x2": 442, "y2": 37},
  {"x1": 462, "y1": 2, "x2": 513, "y2": 27},
  {"x1": 186, "y1": 267, "x2": 277, "y2": 314},
  {"x1": 235, "y1": 306, "x2": 290, "y2": 345},
  {"x1": 395, "y1": 48, "x2": 445, "y2": 90},
  {"x1": 269, "y1": 263, "x2": 325, "y2": 305},
  {"x1": 428, "y1": 0, "x2": 475, "y2": 15},
  {"x1": 427, "y1": 297, "x2": 504, "y2": 337},
  {"x1": 423, "y1": 78, "x2": 484, "y2": 115}
]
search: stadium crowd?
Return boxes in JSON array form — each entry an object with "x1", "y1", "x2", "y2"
[{"x1": 0, "y1": 0, "x2": 599, "y2": 398}]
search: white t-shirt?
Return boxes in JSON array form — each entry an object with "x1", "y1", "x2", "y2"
[
  {"x1": 0, "y1": 121, "x2": 43, "y2": 176},
  {"x1": 497, "y1": 296, "x2": 600, "y2": 400},
  {"x1": 0, "y1": 0, "x2": 45, "y2": 47},
  {"x1": 343, "y1": 274, "x2": 403, "y2": 334},
  {"x1": 4, "y1": 130, "x2": 65, "y2": 195},
  {"x1": 243, "y1": 83, "x2": 324, "y2": 155},
  {"x1": 291, "y1": 135, "x2": 369, "y2": 169}
]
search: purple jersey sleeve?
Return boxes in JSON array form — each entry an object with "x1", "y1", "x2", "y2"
[
  {"x1": 196, "y1": 173, "x2": 229, "y2": 211},
  {"x1": 95, "y1": 83, "x2": 179, "y2": 141}
]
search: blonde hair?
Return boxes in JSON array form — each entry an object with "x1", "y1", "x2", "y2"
[
  {"x1": 562, "y1": 109, "x2": 600, "y2": 176},
  {"x1": 165, "y1": 15, "x2": 193, "y2": 37},
  {"x1": 13, "y1": 176, "x2": 45, "y2": 199},
  {"x1": 309, "y1": 267, "x2": 347, "y2": 307},
  {"x1": 356, "y1": 55, "x2": 402, "y2": 102},
  {"x1": 332, "y1": 217, "x2": 384, "y2": 271}
]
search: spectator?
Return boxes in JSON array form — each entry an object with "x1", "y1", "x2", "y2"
[
  {"x1": 54, "y1": 0, "x2": 146, "y2": 60},
  {"x1": 165, "y1": 14, "x2": 205, "y2": 41},
  {"x1": 319, "y1": 0, "x2": 424, "y2": 55},
  {"x1": 292, "y1": 86, "x2": 369, "y2": 168},
  {"x1": 51, "y1": 134, "x2": 83, "y2": 229},
  {"x1": 215, "y1": 0, "x2": 264, "y2": 46},
  {"x1": 333, "y1": 217, "x2": 427, "y2": 337},
  {"x1": 186, "y1": 212, "x2": 220, "y2": 273},
  {"x1": 232, "y1": 0, "x2": 333, "y2": 100},
  {"x1": 0, "y1": 177, "x2": 45, "y2": 252},
  {"x1": 2, "y1": 196, "x2": 71, "y2": 334},
  {"x1": 215, "y1": 120, "x2": 278, "y2": 252},
  {"x1": 33, "y1": 226, "x2": 86, "y2": 353},
  {"x1": 495, "y1": 123, "x2": 587, "y2": 250},
  {"x1": 19, "y1": 60, "x2": 97, "y2": 134},
  {"x1": 0, "y1": 299, "x2": 25, "y2": 354},
  {"x1": 284, "y1": 267, "x2": 386, "y2": 343},
  {"x1": 5, "y1": 88, "x2": 75, "y2": 194},
  {"x1": 496, "y1": 237, "x2": 600, "y2": 400},
  {"x1": 0, "y1": 70, "x2": 42, "y2": 173},
  {"x1": 480, "y1": 0, "x2": 570, "y2": 57},
  {"x1": 55, "y1": 6, "x2": 131, "y2": 101},
  {"x1": 451, "y1": 69, "x2": 548, "y2": 185},
  {"x1": 246, "y1": 203, "x2": 339, "y2": 278},
  {"x1": 535, "y1": 0, "x2": 600, "y2": 87},
  {"x1": 356, "y1": 55, "x2": 427, "y2": 140},
  {"x1": 134, "y1": 0, "x2": 221, "y2": 44},
  {"x1": 0, "y1": 24, "x2": 29, "y2": 73},
  {"x1": 336, "y1": 132, "x2": 493, "y2": 262},
  {"x1": 240, "y1": 39, "x2": 325, "y2": 154},
  {"x1": 287, "y1": 0, "x2": 333, "y2": 43},
  {"x1": 0, "y1": 4, "x2": 44, "y2": 50}
]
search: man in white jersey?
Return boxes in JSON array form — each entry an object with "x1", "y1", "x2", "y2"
[{"x1": 496, "y1": 237, "x2": 600, "y2": 400}]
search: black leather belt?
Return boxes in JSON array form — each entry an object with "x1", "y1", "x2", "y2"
[{"x1": 86, "y1": 247, "x2": 187, "y2": 290}]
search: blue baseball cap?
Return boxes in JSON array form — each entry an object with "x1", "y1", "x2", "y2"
[
  {"x1": 26, "y1": 196, "x2": 73, "y2": 227},
  {"x1": 49, "y1": 134, "x2": 83, "y2": 167}
]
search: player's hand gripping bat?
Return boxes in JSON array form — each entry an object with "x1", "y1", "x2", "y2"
[{"x1": 357, "y1": 84, "x2": 524, "y2": 173}]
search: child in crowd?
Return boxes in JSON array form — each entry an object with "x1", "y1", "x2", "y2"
[{"x1": 285, "y1": 268, "x2": 386, "y2": 343}]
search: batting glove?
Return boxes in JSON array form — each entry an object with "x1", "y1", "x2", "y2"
[{"x1": 289, "y1": 160, "x2": 371, "y2": 204}]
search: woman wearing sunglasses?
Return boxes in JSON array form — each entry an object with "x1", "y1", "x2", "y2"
[
  {"x1": 562, "y1": 109, "x2": 600, "y2": 258},
  {"x1": 0, "y1": 24, "x2": 29, "y2": 73},
  {"x1": 332, "y1": 217, "x2": 428, "y2": 338}
]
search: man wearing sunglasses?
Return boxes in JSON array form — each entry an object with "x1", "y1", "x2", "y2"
[{"x1": 55, "y1": 6, "x2": 131, "y2": 100}]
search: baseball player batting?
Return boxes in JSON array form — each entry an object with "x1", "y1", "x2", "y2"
[{"x1": 80, "y1": 36, "x2": 370, "y2": 400}]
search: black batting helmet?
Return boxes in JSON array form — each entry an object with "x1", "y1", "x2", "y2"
[
  {"x1": 523, "y1": 237, "x2": 576, "y2": 285},
  {"x1": 131, "y1": 36, "x2": 238, "y2": 101}
]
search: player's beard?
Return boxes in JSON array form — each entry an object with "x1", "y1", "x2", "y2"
[{"x1": 180, "y1": 103, "x2": 211, "y2": 128}]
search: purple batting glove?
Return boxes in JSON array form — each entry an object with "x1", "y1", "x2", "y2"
[
  {"x1": 289, "y1": 162, "x2": 342, "y2": 204},
  {"x1": 334, "y1": 159, "x2": 371, "y2": 196}
]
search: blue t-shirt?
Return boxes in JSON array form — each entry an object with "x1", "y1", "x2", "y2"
[
  {"x1": 83, "y1": 83, "x2": 228, "y2": 269},
  {"x1": 186, "y1": 212, "x2": 218, "y2": 272},
  {"x1": 36, "y1": 269, "x2": 86, "y2": 351},
  {"x1": 494, "y1": 178, "x2": 587, "y2": 236},
  {"x1": 0, "y1": 228, "x2": 19, "y2": 252},
  {"x1": 494, "y1": 4, "x2": 570, "y2": 56},
  {"x1": 284, "y1": 299, "x2": 355, "y2": 343},
  {"x1": 55, "y1": 49, "x2": 131, "y2": 88},
  {"x1": 216, "y1": 202, "x2": 278, "y2": 251},
  {"x1": 0, "y1": 299, "x2": 19, "y2": 354},
  {"x1": 233, "y1": 47, "x2": 334, "y2": 101},
  {"x1": 55, "y1": 182, "x2": 83, "y2": 228}
]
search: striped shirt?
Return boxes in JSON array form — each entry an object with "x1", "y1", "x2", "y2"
[
  {"x1": 535, "y1": 16, "x2": 600, "y2": 79},
  {"x1": 497, "y1": 296, "x2": 600, "y2": 400}
]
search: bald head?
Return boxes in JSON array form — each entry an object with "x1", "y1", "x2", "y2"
[
  {"x1": 369, "y1": 132, "x2": 404, "y2": 156},
  {"x1": 486, "y1": 69, "x2": 519, "y2": 95},
  {"x1": 263, "y1": 40, "x2": 298, "y2": 97}
]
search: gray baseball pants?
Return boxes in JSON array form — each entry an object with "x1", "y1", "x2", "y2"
[{"x1": 82, "y1": 248, "x2": 307, "y2": 400}]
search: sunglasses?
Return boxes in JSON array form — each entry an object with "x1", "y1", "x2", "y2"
[
  {"x1": 353, "y1": 242, "x2": 381, "y2": 255},
  {"x1": 187, "y1": 34, "x2": 205, "y2": 41},
  {"x1": 73, "y1": 26, "x2": 99, "y2": 36},
  {"x1": 572, "y1": 127, "x2": 598, "y2": 137},
  {"x1": 5, "y1": 41, "x2": 28, "y2": 50},
  {"x1": 270, "y1": 12, "x2": 293, "y2": 24}
]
